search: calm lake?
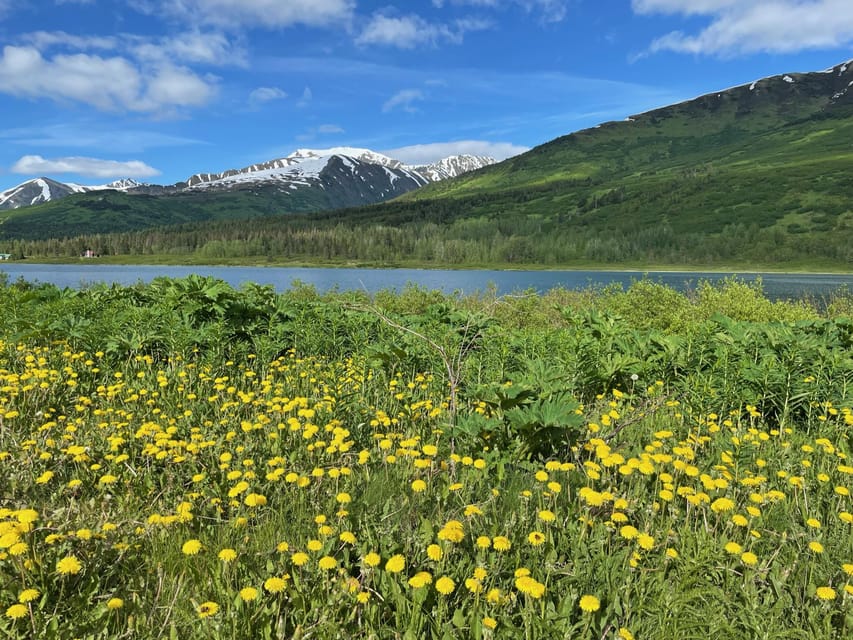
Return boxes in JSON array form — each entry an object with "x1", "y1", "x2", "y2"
[{"x1": 1, "y1": 263, "x2": 852, "y2": 300}]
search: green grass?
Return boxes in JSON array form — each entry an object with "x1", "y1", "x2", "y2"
[{"x1": 1, "y1": 277, "x2": 853, "y2": 638}]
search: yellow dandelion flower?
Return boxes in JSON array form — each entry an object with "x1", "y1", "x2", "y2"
[
  {"x1": 528, "y1": 531, "x2": 546, "y2": 546},
  {"x1": 815, "y1": 586, "x2": 836, "y2": 600},
  {"x1": 18, "y1": 589, "x2": 39, "y2": 603},
  {"x1": 411, "y1": 479, "x2": 427, "y2": 492},
  {"x1": 182, "y1": 539, "x2": 203, "y2": 556},
  {"x1": 806, "y1": 518, "x2": 821, "y2": 529},
  {"x1": 291, "y1": 552, "x2": 309, "y2": 566},
  {"x1": 538, "y1": 510, "x2": 556, "y2": 523},
  {"x1": 106, "y1": 597, "x2": 123, "y2": 610},
  {"x1": 618, "y1": 628, "x2": 635, "y2": 640},
  {"x1": 579, "y1": 594, "x2": 601, "y2": 613},
  {"x1": 486, "y1": 588, "x2": 503, "y2": 604},
  {"x1": 363, "y1": 552, "x2": 381, "y2": 567},
  {"x1": 356, "y1": 592, "x2": 370, "y2": 603},
  {"x1": 476, "y1": 535, "x2": 491, "y2": 549},
  {"x1": 842, "y1": 563, "x2": 853, "y2": 576},
  {"x1": 244, "y1": 493, "x2": 267, "y2": 507},
  {"x1": 307, "y1": 539, "x2": 323, "y2": 552},
  {"x1": 218, "y1": 548, "x2": 237, "y2": 562},
  {"x1": 724, "y1": 541, "x2": 743, "y2": 555},
  {"x1": 619, "y1": 525, "x2": 638, "y2": 540},
  {"x1": 5, "y1": 604, "x2": 27, "y2": 620},
  {"x1": 408, "y1": 571, "x2": 433, "y2": 588},
  {"x1": 264, "y1": 577, "x2": 287, "y2": 593},
  {"x1": 339, "y1": 531, "x2": 357, "y2": 545},
  {"x1": 492, "y1": 536, "x2": 511, "y2": 551},
  {"x1": 318, "y1": 556, "x2": 337, "y2": 570},
  {"x1": 336, "y1": 492, "x2": 351, "y2": 504},
  {"x1": 427, "y1": 544, "x2": 443, "y2": 561},
  {"x1": 809, "y1": 541, "x2": 825, "y2": 553},
  {"x1": 731, "y1": 514, "x2": 749, "y2": 527},
  {"x1": 515, "y1": 576, "x2": 545, "y2": 598},
  {"x1": 741, "y1": 552, "x2": 758, "y2": 566},
  {"x1": 483, "y1": 616, "x2": 497, "y2": 630},
  {"x1": 56, "y1": 555, "x2": 82, "y2": 575},
  {"x1": 239, "y1": 587, "x2": 259, "y2": 602},
  {"x1": 435, "y1": 576, "x2": 455, "y2": 595},
  {"x1": 710, "y1": 497, "x2": 735, "y2": 513},
  {"x1": 637, "y1": 533, "x2": 655, "y2": 550},
  {"x1": 385, "y1": 554, "x2": 405, "y2": 573},
  {"x1": 465, "y1": 577, "x2": 483, "y2": 593},
  {"x1": 197, "y1": 601, "x2": 219, "y2": 618}
]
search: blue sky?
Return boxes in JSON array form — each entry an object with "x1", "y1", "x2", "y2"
[{"x1": 0, "y1": 0, "x2": 852, "y2": 190}]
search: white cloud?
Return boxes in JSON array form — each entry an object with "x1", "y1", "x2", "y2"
[
  {"x1": 357, "y1": 13, "x2": 491, "y2": 49},
  {"x1": 23, "y1": 30, "x2": 246, "y2": 67},
  {"x1": 130, "y1": 31, "x2": 247, "y2": 67},
  {"x1": 143, "y1": 66, "x2": 216, "y2": 108},
  {"x1": 11, "y1": 154, "x2": 161, "y2": 178},
  {"x1": 150, "y1": 0, "x2": 355, "y2": 29},
  {"x1": 317, "y1": 124, "x2": 344, "y2": 133},
  {"x1": 22, "y1": 31, "x2": 118, "y2": 51},
  {"x1": 432, "y1": 0, "x2": 568, "y2": 22},
  {"x1": 384, "y1": 140, "x2": 528, "y2": 164},
  {"x1": 635, "y1": 0, "x2": 853, "y2": 56},
  {"x1": 0, "y1": 45, "x2": 217, "y2": 113},
  {"x1": 632, "y1": 0, "x2": 740, "y2": 14},
  {"x1": 248, "y1": 86, "x2": 287, "y2": 107},
  {"x1": 382, "y1": 89, "x2": 425, "y2": 113}
]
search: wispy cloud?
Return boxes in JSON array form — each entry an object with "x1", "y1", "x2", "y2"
[
  {"x1": 382, "y1": 89, "x2": 424, "y2": 113},
  {"x1": 634, "y1": 0, "x2": 853, "y2": 56},
  {"x1": 142, "y1": 0, "x2": 355, "y2": 29},
  {"x1": 249, "y1": 86, "x2": 287, "y2": 106},
  {"x1": 11, "y1": 154, "x2": 161, "y2": 178},
  {"x1": 432, "y1": 0, "x2": 569, "y2": 23},
  {"x1": 357, "y1": 12, "x2": 491, "y2": 49}
]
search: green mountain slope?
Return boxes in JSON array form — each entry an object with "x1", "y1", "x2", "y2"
[
  {"x1": 5, "y1": 60, "x2": 853, "y2": 267},
  {"x1": 397, "y1": 64, "x2": 853, "y2": 234}
]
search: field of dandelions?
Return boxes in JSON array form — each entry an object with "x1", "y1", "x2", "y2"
[{"x1": 1, "y1": 275, "x2": 853, "y2": 639}]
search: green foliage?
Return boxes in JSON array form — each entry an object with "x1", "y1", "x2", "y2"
[{"x1": 2, "y1": 276, "x2": 853, "y2": 638}]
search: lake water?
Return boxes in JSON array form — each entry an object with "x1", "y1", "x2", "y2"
[{"x1": 1, "y1": 263, "x2": 852, "y2": 300}]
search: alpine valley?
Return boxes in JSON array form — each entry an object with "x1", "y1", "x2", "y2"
[{"x1": 4, "y1": 58, "x2": 853, "y2": 268}]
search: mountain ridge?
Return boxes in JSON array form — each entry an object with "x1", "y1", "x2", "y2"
[{"x1": 0, "y1": 149, "x2": 496, "y2": 212}]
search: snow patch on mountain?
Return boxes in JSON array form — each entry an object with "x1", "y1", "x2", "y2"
[{"x1": 411, "y1": 155, "x2": 495, "y2": 181}]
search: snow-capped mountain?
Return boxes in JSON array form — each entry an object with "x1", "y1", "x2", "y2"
[
  {"x1": 412, "y1": 155, "x2": 495, "y2": 181},
  {"x1": 0, "y1": 148, "x2": 496, "y2": 211},
  {"x1": 180, "y1": 147, "x2": 426, "y2": 194},
  {"x1": 0, "y1": 177, "x2": 146, "y2": 211}
]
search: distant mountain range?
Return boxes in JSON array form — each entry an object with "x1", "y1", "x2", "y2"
[
  {"x1": 4, "y1": 58, "x2": 853, "y2": 269},
  {"x1": 0, "y1": 148, "x2": 496, "y2": 212}
]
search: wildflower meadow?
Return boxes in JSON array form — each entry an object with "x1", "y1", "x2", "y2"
[{"x1": 1, "y1": 275, "x2": 852, "y2": 639}]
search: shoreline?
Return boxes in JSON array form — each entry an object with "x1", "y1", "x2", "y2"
[{"x1": 4, "y1": 256, "x2": 852, "y2": 276}]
